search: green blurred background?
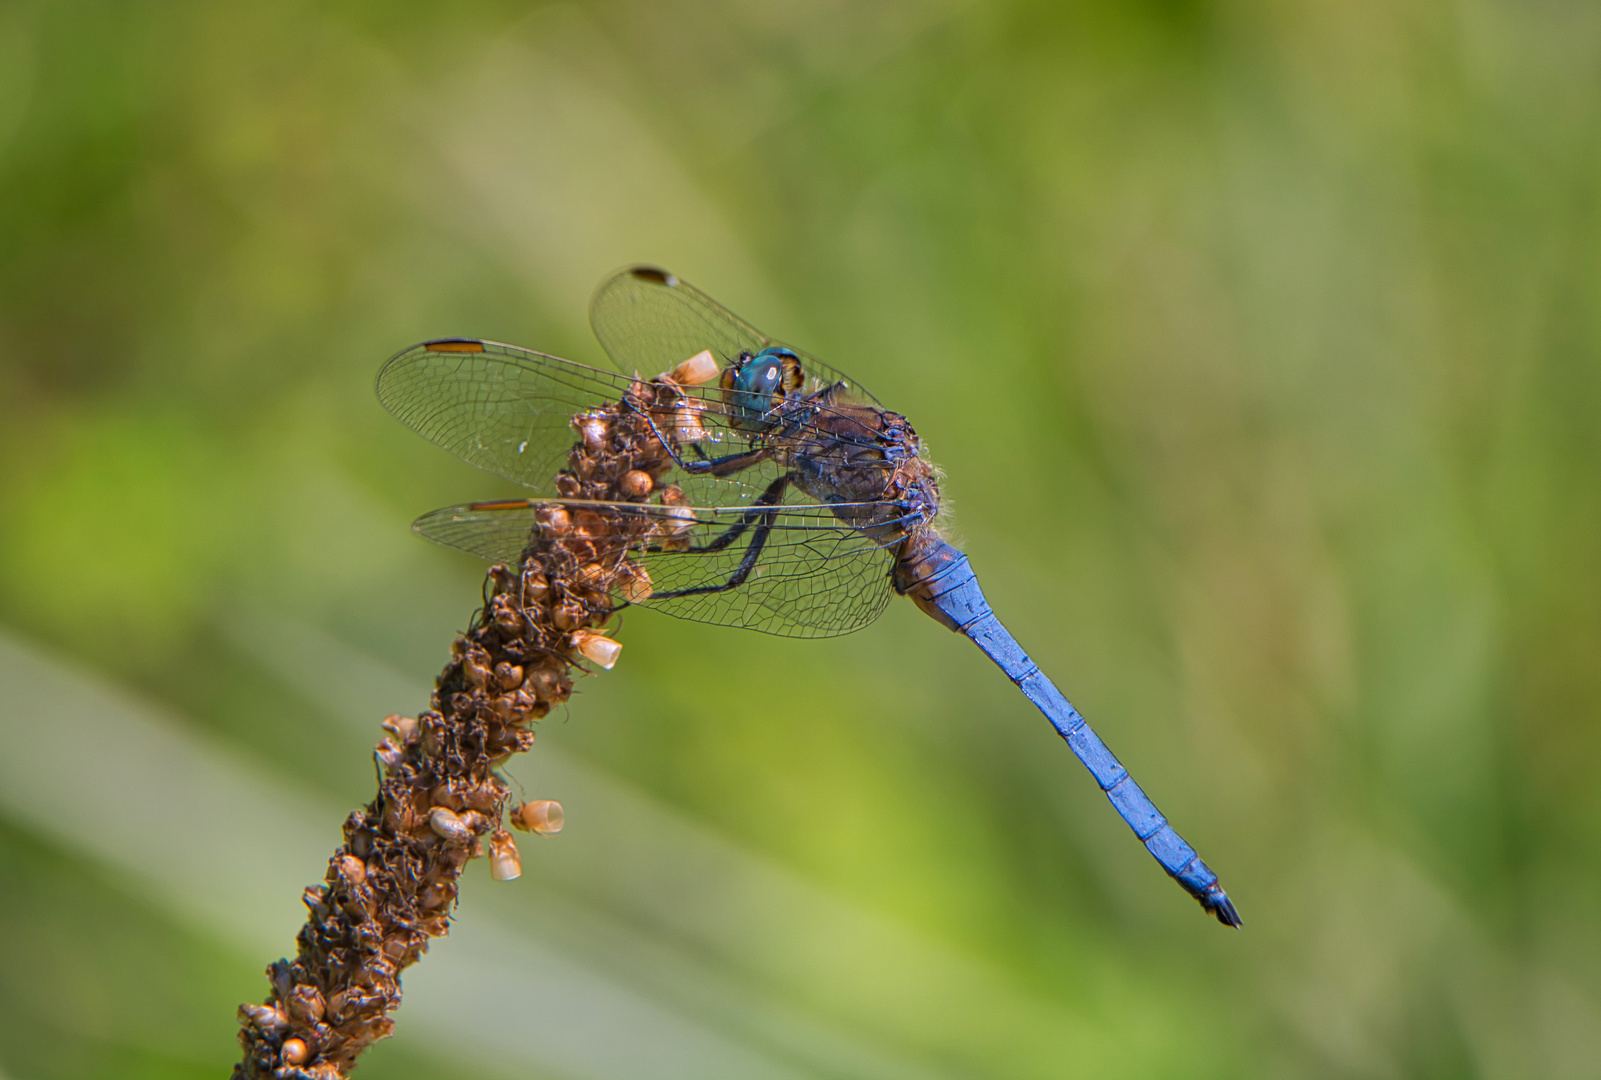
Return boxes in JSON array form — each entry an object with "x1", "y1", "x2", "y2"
[{"x1": 2, "y1": 1, "x2": 1599, "y2": 1077}]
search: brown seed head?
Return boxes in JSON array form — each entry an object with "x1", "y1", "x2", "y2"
[
  {"x1": 428, "y1": 807, "x2": 474, "y2": 844},
  {"x1": 288, "y1": 984, "x2": 326, "y2": 1024},
  {"x1": 339, "y1": 854, "x2": 367, "y2": 886},
  {"x1": 282, "y1": 1038, "x2": 311, "y2": 1066},
  {"x1": 552, "y1": 600, "x2": 588, "y2": 631},
  {"x1": 239, "y1": 1002, "x2": 287, "y2": 1034},
  {"x1": 621, "y1": 564, "x2": 653, "y2": 604},
  {"x1": 494, "y1": 662, "x2": 524, "y2": 690},
  {"x1": 619, "y1": 469, "x2": 653, "y2": 497},
  {"x1": 577, "y1": 415, "x2": 608, "y2": 452},
  {"x1": 375, "y1": 738, "x2": 405, "y2": 769},
  {"x1": 536, "y1": 506, "x2": 571, "y2": 536}
]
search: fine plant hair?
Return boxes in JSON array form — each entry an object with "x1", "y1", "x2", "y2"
[{"x1": 232, "y1": 361, "x2": 703, "y2": 1079}]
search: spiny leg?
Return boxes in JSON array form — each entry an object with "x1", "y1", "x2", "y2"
[
  {"x1": 663, "y1": 474, "x2": 792, "y2": 556},
  {"x1": 632, "y1": 403, "x2": 771, "y2": 477},
  {"x1": 647, "y1": 475, "x2": 792, "y2": 601}
]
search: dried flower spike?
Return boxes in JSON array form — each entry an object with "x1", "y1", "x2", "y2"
[{"x1": 238, "y1": 341, "x2": 701, "y2": 1077}]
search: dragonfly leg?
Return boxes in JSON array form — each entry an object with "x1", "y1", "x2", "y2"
[
  {"x1": 632, "y1": 405, "x2": 771, "y2": 477},
  {"x1": 682, "y1": 475, "x2": 792, "y2": 554},
  {"x1": 646, "y1": 475, "x2": 793, "y2": 600}
]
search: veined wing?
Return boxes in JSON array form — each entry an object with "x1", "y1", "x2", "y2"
[
  {"x1": 590, "y1": 265, "x2": 879, "y2": 407},
  {"x1": 412, "y1": 498, "x2": 905, "y2": 638},
  {"x1": 376, "y1": 339, "x2": 642, "y2": 492},
  {"x1": 377, "y1": 337, "x2": 902, "y2": 510}
]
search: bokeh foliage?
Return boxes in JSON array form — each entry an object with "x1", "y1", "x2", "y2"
[{"x1": 1, "y1": 0, "x2": 1599, "y2": 1077}]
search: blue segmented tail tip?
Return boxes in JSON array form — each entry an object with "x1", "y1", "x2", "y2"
[{"x1": 1203, "y1": 886, "x2": 1243, "y2": 928}]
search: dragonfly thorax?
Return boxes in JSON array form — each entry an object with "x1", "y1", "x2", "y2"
[{"x1": 781, "y1": 402, "x2": 942, "y2": 548}]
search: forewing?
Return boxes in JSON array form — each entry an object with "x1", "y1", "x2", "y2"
[
  {"x1": 590, "y1": 266, "x2": 879, "y2": 405},
  {"x1": 375, "y1": 339, "x2": 637, "y2": 492}
]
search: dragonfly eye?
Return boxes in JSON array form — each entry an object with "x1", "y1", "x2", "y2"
[{"x1": 728, "y1": 352, "x2": 786, "y2": 425}]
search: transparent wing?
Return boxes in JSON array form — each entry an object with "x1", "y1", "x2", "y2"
[
  {"x1": 376, "y1": 337, "x2": 898, "y2": 511},
  {"x1": 375, "y1": 339, "x2": 641, "y2": 491},
  {"x1": 412, "y1": 498, "x2": 902, "y2": 638},
  {"x1": 590, "y1": 265, "x2": 879, "y2": 406}
]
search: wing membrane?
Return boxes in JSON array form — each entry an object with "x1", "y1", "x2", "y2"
[
  {"x1": 377, "y1": 338, "x2": 896, "y2": 507},
  {"x1": 590, "y1": 265, "x2": 878, "y2": 406},
  {"x1": 412, "y1": 498, "x2": 902, "y2": 638},
  {"x1": 376, "y1": 340, "x2": 637, "y2": 491}
]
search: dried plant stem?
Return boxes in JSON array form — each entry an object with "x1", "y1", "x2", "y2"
[{"x1": 233, "y1": 368, "x2": 700, "y2": 1079}]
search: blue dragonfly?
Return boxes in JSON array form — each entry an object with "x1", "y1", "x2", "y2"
[{"x1": 377, "y1": 266, "x2": 1241, "y2": 927}]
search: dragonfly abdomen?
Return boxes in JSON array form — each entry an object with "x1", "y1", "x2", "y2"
[{"x1": 894, "y1": 534, "x2": 1242, "y2": 927}]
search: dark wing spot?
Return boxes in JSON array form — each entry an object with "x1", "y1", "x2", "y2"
[
  {"x1": 627, "y1": 265, "x2": 678, "y2": 287},
  {"x1": 423, "y1": 338, "x2": 486, "y2": 353}
]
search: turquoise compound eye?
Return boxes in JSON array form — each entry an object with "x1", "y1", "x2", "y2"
[
  {"x1": 728, "y1": 353, "x2": 786, "y2": 427},
  {"x1": 734, "y1": 356, "x2": 783, "y2": 398}
]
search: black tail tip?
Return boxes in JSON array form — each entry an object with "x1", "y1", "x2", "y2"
[{"x1": 1206, "y1": 893, "x2": 1243, "y2": 928}]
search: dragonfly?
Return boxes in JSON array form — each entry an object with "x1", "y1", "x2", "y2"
[{"x1": 377, "y1": 266, "x2": 1241, "y2": 927}]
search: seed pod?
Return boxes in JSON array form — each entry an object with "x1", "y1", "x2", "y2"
[
  {"x1": 493, "y1": 606, "x2": 525, "y2": 637},
  {"x1": 282, "y1": 1038, "x2": 311, "y2": 1066},
  {"x1": 494, "y1": 662, "x2": 524, "y2": 690},
  {"x1": 488, "y1": 830, "x2": 522, "y2": 881},
  {"x1": 521, "y1": 570, "x2": 550, "y2": 604},
  {"x1": 347, "y1": 824, "x2": 373, "y2": 858},
  {"x1": 428, "y1": 806, "x2": 474, "y2": 844},
  {"x1": 461, "y1": 782, "x2": 502, "y2": 813},
  {"x1": 575, "y1": 415, "x2": 608, "y2": 452},
  {"x1": 462, "y1": 647, "x2": 492, "y2": 689},
  {"x1": 668, "y1": 349, "x2": 721, "y2": 386},
  {"x1": 491, "y1": 691, "x2": 531, "y2": 721},
  {"x1": 621, "y1": 564, "x2": 653, "y2": 604},
  {"x1": 419, "y1": 882, "x2": 454, "y2": 909},
  {"x1": 339, "y1": 854, "x2": 367, "y2": 886},
  {"x1": 512, "y1": 799, "x2": 564, "y2": 835},
  {"x1": 381, "y1": 714, "x2": 419, "y2": 744},
  {"x1": 288, "y1": 984, "x2": 326, "y2": 1025},
  {"x1": 619, "y1": 469, "x2": 653, "y2": 497},
  {"x1": 301, "y1": 885, "x2": 329, "y2": 919},
  {"x1": 536, "y1": 505, "x2": 571, "y2": 536},
  {"x1": 552, "y1": 600, "x2": 588, "y2": 630},
  {"x1": 673, "y1": 403, "x2": 708, "y2": 444},
  {"x1": 238, "y1": 1003, "x2": 287, "y2": 1034},
  {"x1": 571, "y1": 629, "x2": 621, "y2": 669},
  {"x1": 375, "y1": 738, "x2": 405, "y2": 769}
]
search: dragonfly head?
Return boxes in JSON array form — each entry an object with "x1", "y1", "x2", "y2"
[{"x1": 722, "y1": 347, "x2": 804, "y2": 430}]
